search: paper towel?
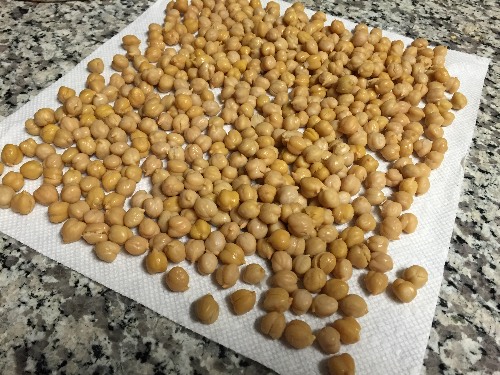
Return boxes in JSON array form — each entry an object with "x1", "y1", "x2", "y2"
[{"x1": 0, "y1": 0, "x2": 489, "y2": 374}]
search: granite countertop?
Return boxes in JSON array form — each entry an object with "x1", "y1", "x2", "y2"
[{"x1": 0, "y1": 0, "x2": 498, "y2": 374}]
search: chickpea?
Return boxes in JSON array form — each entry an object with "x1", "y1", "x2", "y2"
[
  {"x1": 3, "y1": 172, "x2": 24, "y2": 192},
  {"x1": 82, "y1": 222, "x2": 110, "y2": 244},
  {"x1": 161, "y1": 240, "x2": 184, "y2": 263},
  {"x1": 124, "y1": 235, "x2": 149, "y2": 256},
  {"x1": 332, "y1": 259, "x2": 353, "y2": 281},
  {"x1": 214, "y1": 263, "x2": 239, "y2": 289},
  {"x1": 230, "y1": 289, "x2": 256, "y2": 315},
  {"x1": 272, "y1": 270, "x2": 298, "y2": 293},
  {"x1": 20, "y1": 160, "x2": 43, "y2": 180},
  {"x1": 262, "y1": 287, "x2": 292, "y2": 313},
  {"x1": 165, "y1": 266, "x2": 190, "y2": 292},
  {"x1": 242, "y1": 263, "x2": 265, "y2": 284},
  {"x1": 400, "y1": 212, "x2": 418, "y2": 233},
  {"x1": 328, "y1": 238, "x2": 348, "y2": 259},
  {"x1": 332, "y1": 316, "x2": 361, "y2": 344},
  {"x1": 1, "y1": 144, "x2": 23, "y2": 166},
  {"x1": 87, "y1": 58, "x2": 104, "y2": 74},
  {"x1": 219, "y1": 243, "x2": 245, "y2": 265},
  {"x1": 8, "y1": 190, "x2": 34, "y2": 216},
  {"x1": 48, "y1": 201, "x2": 70, "y2": 223},
  {"x1": 403, "y1": 265, "x2": 428, "y2": 288},
  {"x1": 61, "y1": 184, "x2": 82, "y2": 204},
  {"x1": 311, "y1": 294, "x2": 339, "y2": 317},
  {"x1": 195, "y1": 294, "x2": 219, "y2": 324},
  {"x1": 184, "y1": 239, "x2": 204, "y2": 263},
  {"x1": 327, "y1": 353, "x2": 355, "y2": 375},
  {"x1": 0, "y1": 184, "x2": 15, "y2": 208},
  {"x1": 364, "y1": 271, "x2": 389, "y2": 295},
  {"x1": 145, "y1": 249, "x2": 168, "y2": 274},
  {"x1": 260, "y1": 312, "x2": 286, "y2": 340},
  {"x1": 451, "y1": 92, "x2": 467, "y2": 110},
  {"x1": 312, "y1": 252, "x2": 337, "y2": 274},
  {"x1": 303, "y1": 268, "x2": 327, "y2": 293},
  {"x1": 283, "y1": 320, "x2": 315, "y2": 349},
  {"x1": 392, "y1": 278, "x2": 418, "y2": 303},
  {"x1": 167, "y1": 215, "x2": 192, "y2": 238},
  {"x1": 287, "y1": 213, "x2": 315, "y2": 238},
  {"x1": 338, "y1": 294, "x2": 368, "y2": 318},
  {"x1": 317, "y1": 326, "x2": 341, "y2": 354},
  {"x1": 108, "y1": 225, "x2": 133, "y2": 245},
  {"x1": 60, "y1": 218, "x2": 86, "y2": 243},
  {"x1": 94, "y1": 241, "x2": 121, "y2": 263},
  {"x1": 380, "y1": 216, "x2": 403, "y2": 240},
  {"x1": 322, "y1": 279, "x2": 349, "y2": 301},
  {"x1": 105, "y1": 207, "x2": 126, "y2": 226}
]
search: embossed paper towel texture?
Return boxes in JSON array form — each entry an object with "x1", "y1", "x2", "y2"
[{"x1": 0, "y1": 0, "x2": 489, "y2": 374}]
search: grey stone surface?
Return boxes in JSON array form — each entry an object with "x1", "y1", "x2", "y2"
[{"x1": 0, "y1": 0, "x2": 498, "y2": 374}]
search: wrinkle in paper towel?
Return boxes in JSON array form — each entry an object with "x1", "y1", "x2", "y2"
[{"x1": 0, "y1": 0, "x2": 489, "y2": 374}]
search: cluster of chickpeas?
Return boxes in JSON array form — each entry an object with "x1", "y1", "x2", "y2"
[{"x1": 0, "y1": 0, "x2": 468, "y2": 373}]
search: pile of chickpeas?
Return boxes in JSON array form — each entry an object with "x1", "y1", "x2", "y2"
[{"x1": 0, "y1": 0, "x2": 468, "y2": 373}]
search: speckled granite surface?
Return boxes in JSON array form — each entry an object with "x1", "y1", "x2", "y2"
[{"x1": 0, "y1": 0, "x2": 498, "y2": 374}]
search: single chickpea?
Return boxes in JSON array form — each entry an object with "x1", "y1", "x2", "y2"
[
  {"x1": 164, "y1": 240, "x2": 186, "y2": 263},
  {"x1": 230, "y1": 289, "x2": 256, "y2": 315},
  {"x1": 124, "y1": 235, "x2": 149, "y2": 256},
  {"x1": 1, "y1": 144, "x2": 23, "y2": 166},
  {"x1": 322, "y1": 279, "x2": 349, "y2": 301},
  {"x1": 327, "y1": 353, "x2": 355, "y2": 375},
  {"x1": 332, "y1": 316, "x2": 361, "y2": 344},
  {"x1": 392, "y1": 278, "x2": 418, "y2": 303},
  {"x1": 91, "y1": 239, "x2": 121, "y2": 263},
  {"x1": 379, "y1": 216, "x2": 403, "y2": 240},
  {"x1": 0, "y1": 184, "x2": 16, "y2": 208},
  {"x1": 2, "y1": 172, "x2": 24, "y2": 192},
  {"x1": 87, "y1": 58, "x2": 104, "y2": 74},
  {"x1": 262, "y1": 287, "x2": 292, "y2": 313},
  {"x1": 303, "y1": 268, "x2": 327, "y2": 293},
  {"x1": 194, "y1": 294, "x2": 219, "y2": 324},
  {"x1": 450, "y1": 92, "x2": 467, "y2": 110},
  {"x1": 283, "y1": 320, "x2": 316, "y2": 349},
  {"x1": 311, "y1": 294, "x2": 339, "y2": 317},
  {"x1": 332, "y1": 259, "x2": 353, "y2": 281},
  {"x1": 145, "y1": 249, "x2": 168, "y2": 274},
  {"x1": 215, "y1": 264, "x2": 240, "y2": 289},
  {"x1": 403, "y1": 265, "x2": 428, "y2": 288},
  {"x1": 242, "y1": 263, "x2": 265, "y2": 284},
  {"x1": 317, "y1": 326, "x2": 341, "y2": 354},
  {"x1": 260, "y1": 312, "x2": 286, "y2": 340},
  {"x1": 165, "y1": 266, "x2": 190, "y2": 292},
  {"x1": 60, "y1": 218, "x2": 87, "y2": 243}
]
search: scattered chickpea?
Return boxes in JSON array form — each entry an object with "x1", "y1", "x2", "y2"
[
  {"x1": 283, "y1": 320, "x2": 316, "y2": 349},
  {"x1": 242, "y1": 263, "x2": 265, "y2": 284},
  {"x1": 145, "y1": 249, "x2": 168, "y2": 274},
  {"x1": 332, "y1": 316, "x2": 361, "y2": 344},
  {"x1": 1, "y1": 144, "x2": 23, "y2": 166},
  {"x1": 338, "y1": 294, "x2": 368, "y2": 318},
  {"x1": 392, "y1": 278, "x2": 418, "y2": 303},
  {"x1": 260, "y1": 312, "x2": 286, "y2": 340},
  {"x1": 94, "y1": 241, "x2": 121, "y2": 262},
  {"x1": 327, "y1": 353, "x2": 355, "y2": 375},
  {"x1": 195, "y1": 294, "x2": 219, "y2": 324},
  {"x1": 165, "y1": 266, "x2": 190, "y2": 292},
  {"x1": 317, "y1": 326, "x2": 341, "y2": 354},
  {"x1": 230, "y1": 289, "x2": 256, "y2": 315},
  {"x1": 0, "y1": 184, "x2": 15, "y2": 208},
  {"x1": 364, "y1": 271, "x2": 389, "y2": 295},
  {"x1": 403, "y1": 265, "x2": 429, "y2": 288}
]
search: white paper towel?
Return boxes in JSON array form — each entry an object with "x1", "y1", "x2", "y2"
[{"x1": 0, "y1": 0, "x2": 489, "y2": 374}]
